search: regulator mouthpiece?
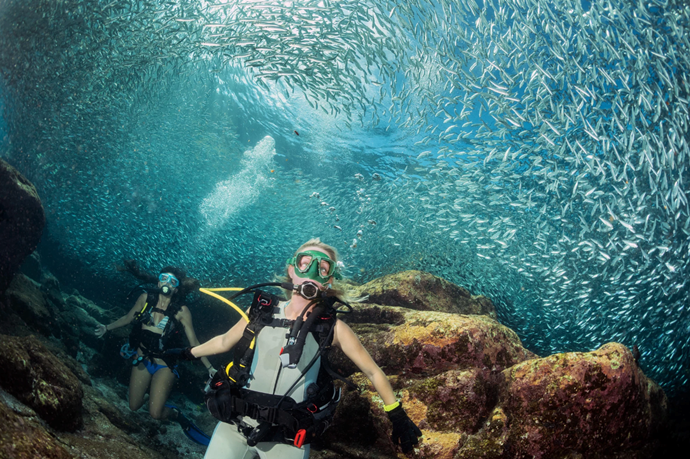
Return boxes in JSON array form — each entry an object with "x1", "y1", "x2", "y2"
[{"x1": 291, "y1": 282, "x2": 323, "y2": 300}]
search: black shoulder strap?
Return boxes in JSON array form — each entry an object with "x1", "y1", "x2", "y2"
[
  {"x1": 311, "y1": 310, "x2": 337, "y2": 347},
  {"x1": 225, "y1": 290, "x2": 281, "y2": 386},
  {"x1": 281, "y1": 304, "x2": 341, "y2": 368},
  {"x1": 249, "y1": 290, "x2": 281, "y2": 321},
  {"x1": 133, "y1": 293, "x2": 157, "y2": 323}
]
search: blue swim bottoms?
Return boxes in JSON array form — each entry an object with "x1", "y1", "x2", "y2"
[{"x1": 143, "y1": 359, "x2": 179, "y2": 378}]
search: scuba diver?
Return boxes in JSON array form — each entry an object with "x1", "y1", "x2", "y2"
[
  {"x1": 94, "y1": 266, "x2": 216, "y2": 445},
  {"x1": 170, "y1": 239, "x2": 422, "y2": 458}
]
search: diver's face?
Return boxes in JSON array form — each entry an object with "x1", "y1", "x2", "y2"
[
  {"x1": 159, "y1": 272, "x2": 180, "y2": 287},
  {"x1": 158, "y1": 273, "x2": 179, "y2": 296}
]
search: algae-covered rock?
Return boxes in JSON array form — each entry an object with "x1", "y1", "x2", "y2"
[
  {"x1": 330, "y1": 303, "x2": 535, "y2": 378},
  {"x1": 332, "y1": 342, "x2": 666, "y2": 459},
  {"x1": 353, "y1": 270, "x2": 496, "y2": 317},
  {"x1": 0, "y1": 394, "x2": 72, "y2": 459},
  {"x1": 0, "y1": 159, "x2": 45, "y2": 295},
  {"x1": 0, "y1": 334, "x2": 83, "y2": 431},
  {"x1": 40, "y1": 272, "x2": 66, "y2": 311},
  {"x1": 327, "y1": 372, "x2": 464, "y2": 459},
  {"x1": 490, "y1": 342, "x2": 667, "y2": 458},
  {"x1": 318, "y1": 380, "x2": 389, "y2": 458},
  {"x1": 4, "y1": 273, "x2": 88, "y2": 357},
  {"x1": 407, "y1": 368, "x2": 495, "y2": 434},
  {"x1": 454, "y1": 407, "x2": 510, "y2": 459},
  {"x1": 325, "y1": 290, "x2": 666, "y2": 459},
  {"x1": 5, "y1": 274, "x2": 55, "y2": 337},
  {"x1": 323, "y1": 301, "x2": 535, "y2": 459},
  {"x1": 65, "y1": 294, "x2": 117, "y2": 326}
]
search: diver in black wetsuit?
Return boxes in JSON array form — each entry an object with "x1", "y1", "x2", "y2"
[{"x1": 94, "y1": 266, "x2": 216, "y2": 428}]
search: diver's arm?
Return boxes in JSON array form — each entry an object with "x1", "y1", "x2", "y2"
[
  {"x1": 333, "y1": 319, "x2": 397, "y2": 406},
  {"x1": 189, "y1": 317, "x2": 248, "y2": 358},
  {"x1": 95, "y1": 293, "x2": 145, "y2": 337},
  {"x1": 178, "y1": 306, "x2": 214, "y2": 372},
  {"x1": 334, "y1": 319, "x2": 422, "y2": 453}
]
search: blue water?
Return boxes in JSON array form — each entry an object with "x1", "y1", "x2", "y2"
[
  {"x1": 0, "y1": 81, "x2": 6, "y2": 156},
  {"x1": 0, "y1": 0, "x2": 688, "y2": 398}
]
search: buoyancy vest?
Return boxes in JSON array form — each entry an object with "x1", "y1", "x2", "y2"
[
  {"x1": 246, "y1": 301, "x2": 321, "y2": 403},
  {"x1": 205, "y1": 290, "x2": 355, "y2": 448},
  {"x1": 129, "y1": 293, "x2": 185, "y2": 367}
]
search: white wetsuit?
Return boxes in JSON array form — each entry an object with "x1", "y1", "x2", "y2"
[{"x1": 204, "y1": 302, "x2": 321, "y2": 459}]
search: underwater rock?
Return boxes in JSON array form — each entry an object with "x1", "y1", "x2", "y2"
[
  {"x1": 83, "y1": 385, "x2": 140, "y2": 434},
  {"x1": 4, "y1": 272, "x2": 101, "y2": 357},
  {"x1": 0, "y1": 334, "x2": 83, "y2": 432},
  {"x1": 478, "y1": 342, "x2": 668, "y2": 459},
  {"x1": 318, "y1": 375, "x2": 392, "y2": 458},
  {"x1": 77, "y1": 378, "x2": 213, "y2": 458},
  {"x1": 19, "y1": 251, "x2": 42, "y2": 283},
  {"x1": 21, "y1": 381, "x2": 182, "y2": 459},
  {"x1": 325, "y1": 302, "x2": 531, "y2": 458},
  {"x1": 0, "y1": 306, "x2": 35, "y2": 338},
  {"x1": 0, "y1": 392, "x2": 72, "y2": 459},
  {"x1": 328, "y1": 371, "x2": 467, "y2": 459},
  {"x1": 40, "y1": 272, "x2": 64, "y2": 308},
  {"x1": 332, "y1": 342, "x2": 667, "y2": 459},
  {"x1": 330, "y1": 303, "x2": 535, "y2": 378},
  {"x1": 62, "y1": 293, "x2": 120, "y2": 352},
  {"x1": 353, "y1": 270, "x2": 496, "y2": 317},
  {"x1": 406, "y1": 368, "x2": 496, "y2": 434},
  {"x1": 323, "y1": 288, "x2": 666, "y2": 459},
  {"x1": 0, "y1": 159, "x2": 45, "y2": 295},
  {"x1": 65, "y1": 293, "x2": 117, "y2": 328},
  {"x1": 5, "y1": 274, "x2": 55, "y2": 337}
]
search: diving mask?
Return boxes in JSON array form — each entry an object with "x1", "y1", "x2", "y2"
[
  {"x1": 159, "y1": 273, "x2": 180, "y2": 288},
  {"x1": 287, "y1": 250, "x2": 342, "y2": 283}
]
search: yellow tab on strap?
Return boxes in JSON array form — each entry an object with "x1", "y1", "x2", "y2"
[{"x1": 384, "y1": 401, "x2": 400, "y2": 412}]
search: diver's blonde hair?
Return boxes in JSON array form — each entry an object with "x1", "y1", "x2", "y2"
[{"x1": 279, "y1": 238, "x2": 364, "y2": 304}]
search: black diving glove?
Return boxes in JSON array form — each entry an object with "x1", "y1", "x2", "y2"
[
  {"x1": 387, "y1": 403, "x2": 422, "y2": 453},
  {"x1": 165, "y1": 346, "x2": 199, "y2": 361}
]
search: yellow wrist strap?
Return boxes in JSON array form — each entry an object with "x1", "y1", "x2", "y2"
[{"x1": 384, "y1": 401, "x2": 400, "y2": 412}]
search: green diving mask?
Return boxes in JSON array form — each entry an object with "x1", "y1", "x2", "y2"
[{"x1": 287, "y1": 250, "x2": 342, "y2": 283}]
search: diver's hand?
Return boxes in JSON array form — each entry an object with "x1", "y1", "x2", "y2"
[
  {"x1": 387, "y1": 404, "x2": 422, "y2": 454},
  {"x1": 165, "y1": 346, "x2": 199, "y2": 360},
  {"x1": 94, "y1": 324, "x2": 108, "y2": 338}
]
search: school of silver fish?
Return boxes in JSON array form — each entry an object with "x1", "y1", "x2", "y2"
[{"x1": 0, "y1": 0, "x2": 688, "y2": 394}]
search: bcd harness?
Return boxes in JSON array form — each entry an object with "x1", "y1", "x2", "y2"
[
  {"x1": 128, "y1": 293, "x2": 184, "y2": 368},
  {"x1": 204, "y1": 287, "x2": 356, "y2": 448}
]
